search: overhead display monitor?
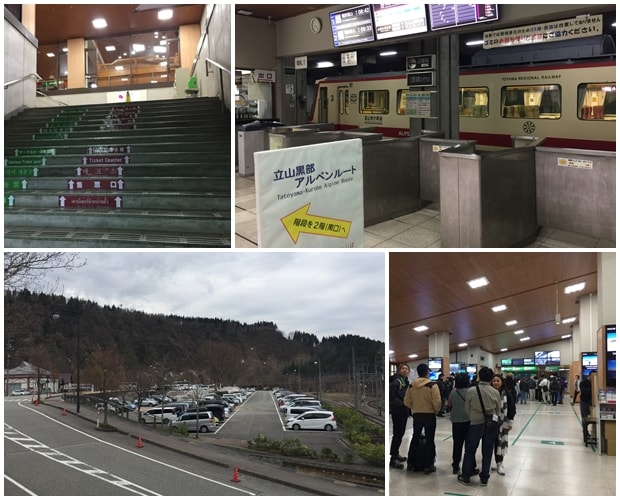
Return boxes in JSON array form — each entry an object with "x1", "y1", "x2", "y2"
[
  {"x1": 512, "y1": 358, "x2": 524, "y2": 366},
  {"x1": 534, "y1": 351, "x2": 547, "y2": 366},
  {"x1": 329, "y1": 5, "x2": 376, "y2": 48},
  {"x1": 428, "y1": 4, "x2": 498, "y2": 31},
  {"x1": 372, "y1": 4, "x2": 428, "y2": 40},
  {"x1": 501, "y1": 358, "x2": 512, "y2": 367},
  {"x1": 428, "y1": 357, "x2": 442, "y2": 370},
  {"x1": 523, "y1": 358, "x2": 534, "y2": 366}
]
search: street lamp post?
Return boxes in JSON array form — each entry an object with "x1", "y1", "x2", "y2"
[{"x1": 52, "y1": 309, "x2": 82, "y2": 413}]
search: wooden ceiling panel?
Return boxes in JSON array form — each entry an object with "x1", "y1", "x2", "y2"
[{"x1": 389, "y1": 252, "x2": 598, "y2": 364}]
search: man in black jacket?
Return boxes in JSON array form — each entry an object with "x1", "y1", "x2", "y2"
[{"x1": 389, "y1": 363, "x2": 411, "y2": 469}]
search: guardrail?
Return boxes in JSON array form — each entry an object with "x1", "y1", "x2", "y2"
[{"x1": 4, "y1": 72, "x2": 42, "y2": 89}]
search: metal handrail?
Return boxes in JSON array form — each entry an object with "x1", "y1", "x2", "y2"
[
  {"x1": 205, "y1": 57, "x2": 230, "y2": 75},
  {"x1": 4, "y1": 73, "x2": 42, "y2": 89}
]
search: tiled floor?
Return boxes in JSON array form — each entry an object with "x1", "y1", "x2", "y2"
[
  {"x1": 388, "y1": 398, "x2": 616, "y2": 496},
  {"x1": 235, "y1": 174, "x2": 615, "y2": 248}
]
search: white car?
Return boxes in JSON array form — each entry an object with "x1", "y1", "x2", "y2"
[
  {"x1": 11, "y1": 389, "x2": 32, "y2": 396},
  {"x1": 285, "y1": 410, "x2": 337, "y2": 431}
]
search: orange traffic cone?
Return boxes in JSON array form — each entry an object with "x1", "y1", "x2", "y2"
[
  {"x1": 231, "y1": 466, "x2": 240, "y2": 483},
  {"x1": 62, "y1": 408, "x2": 67, "y2": 416},
  {"x1": 136, "y1": 436, "x2": 143, "y2": 448},
  {"x1": 35, "y1": 399, "x2": 39, "y2": 406}
]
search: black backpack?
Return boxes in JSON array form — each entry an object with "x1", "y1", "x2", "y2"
[{"x1": 550, "y1": 379, "x2": 560, "y2": 392}]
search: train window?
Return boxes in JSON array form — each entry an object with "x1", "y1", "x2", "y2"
[
  {"x1": 338, "y1": 88, "x2": 350, "y2": 116},
  {"x1": 459, "y1": 87, "x2": 488, "y2": 117},
  {"x1": 359, "y1": 90, "x2": 389, "y2": 115},
  {"x1": 577, "y1": 83, "x2": 616, "y2": 121},
  {"x1": 397, "y1": 89, "x2": 409, "y2": 115},
  {"x1": 501, "y1": 85, "x2": 561, "y2": 119}
]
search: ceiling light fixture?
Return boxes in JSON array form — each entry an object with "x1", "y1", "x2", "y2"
[
  {"x1": 491, "y1": 304, "x2": 507, "y2": 312},
  {"x1": 158, "y1": 9, "x2": 173, "y2": 21},
  {"x1": 458, "y1": 342, "x2": 468, "y2": 347},
  {"x1": 519, "y1": 337, "x2": 530, "y2": 342},
  {"x1": 564, "y1": 282, "x2": 586, "y2": 294},
  {"x1": 380, "y1": 51, "x2": 397, "y2": 56},
  {"x1": 316, "y1": 61, "x2": 334, "y2": 68},
  {"x1": 408, "y1": 354, "x2": 418, "y2": 359},
  {"x1": 506, "y1": 320, "x2": 517, "y2": 326},
  {"x1": 237, "y1": 9, "x2": 253, "y2": 16},
  {"x1": 562, "y1": 317, "x2": 577, "y2": 324},
  {"x1": 115, "y1": 66, "x2": 124, "y2": 71},
  {"x1": 92, "y1": 18, "x2": 107, "y2": 29},
  {"x1": 46, "y1": 52, "x2": 55, "y2": 58},
  {"x1": 105, "y1": 46, "x2": 116, "y2": 52},
  {"x1": 500, "y1": 348, "x2": 508, "y2": 352},
  {"x1": 562, "y1": 334, "x2": 572, "y2": 339},
  {"x1": 467, "y1": 276, "x2": 489, "y2": 289},
  {"x1": 466, "y1": 39, "x2": 484, "y2": 46},
  {"x1": 133, "y1": 44, "x2": 146, "y2": 52},
  {"x1": 413, "y1": 325, "x2": 428, "y2": 332},
  {"x1": 514, "y1": 329, "x2": 524, "y2": 335}
]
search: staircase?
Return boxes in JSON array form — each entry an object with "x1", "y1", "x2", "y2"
[{"x1": 4, "y1": 97, "x2": 231, "y2": 247}]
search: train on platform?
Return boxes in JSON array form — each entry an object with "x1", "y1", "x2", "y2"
[{"x1": 309, "y1": 39, "x2": 616, "y2": 151}]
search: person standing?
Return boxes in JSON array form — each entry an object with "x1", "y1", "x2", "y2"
[
  {"x1": 437, "y1": 373, "x2": 447, "y2": 417},
  {"x1": 572, "y1": 375, "x2": 580, "y2": 406},
  {"x1": 404, "y1": 363, "x2": 442, "y2": 474},
  {"x1": 579, "y1": 375, "x2": 593, "y2": 423},
  {"x1": 518, "y1": 377, "x2": 529, "y2": 404},
  {"x1": 458, "y1": 367, "x2": 502, "y2": 487},
  {"x1": 447, "y1": 373, "x2": 478, "y2": 475},
  {"x1": 490, "y1": 374, "x2": 516, "y2": 476},
  {"x1": 539, "y1": 375, "x2": 550, "y2": 403},
  {"x1": 389, "y1": 363, "x2": 411, "y2": 469},
  {"x1": 549, "y1": 376, "x2": 560, "y2": 406}
]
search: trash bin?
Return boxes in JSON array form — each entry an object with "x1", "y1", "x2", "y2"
[{"x1": 237, "y1": 119, "x2": 284, "y2": 177}]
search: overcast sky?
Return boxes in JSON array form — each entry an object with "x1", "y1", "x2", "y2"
[{"x1": 34, "y1": 252, "x2": 386, "y2": 343}]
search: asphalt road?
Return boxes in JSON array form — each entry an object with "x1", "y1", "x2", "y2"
[{"x1": 4, "y1": 397, "x2": 317, "y2": 496}]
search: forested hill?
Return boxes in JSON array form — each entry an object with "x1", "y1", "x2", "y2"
[{"x1": 4, "y1": 290, "x2": 384, "y2": 388}]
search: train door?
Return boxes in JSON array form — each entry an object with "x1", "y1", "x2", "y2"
[
  {"x1": 318, "y1": 86, "x2": 328, "y2": 123},
  {"x1": 337, "y1": 85, "x2": 349, "y2": 128}
]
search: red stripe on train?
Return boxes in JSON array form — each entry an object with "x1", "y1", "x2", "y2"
[{"x1": 460, "y1": 132, "x2": 616, "y2": 152}]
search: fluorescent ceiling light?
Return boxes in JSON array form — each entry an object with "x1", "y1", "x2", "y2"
[
  {"x1": 466, "y1": 40, "x2": 484, "y2": 46},
  {"x1": 237, "y1": 9, "x2": 253, "y2": 16},
  {"x1": 133, "y1": 44, "x2": 146, "y2": 52},
  {"x1": 562, "y1": 334, "x2": 572, "y2": 339},
  {"x1": 46, "y1": 52, "x2": 55, "y2": 57},
  {"x1": 92, "y1": 18, "x2": 107, "y2": 29},
  {"x1": 505, "y1": 320, "x2": 517, "y2": 326},
  {"x1": 413, "y1": 325, "x2": 428, "y2": 332},
  {"x1": 158, "y1": 9, "x2": 173, "y2": 20},
  {"x1": 564, "y1": 282, "x2": 586, "y2": 294},
  {"x1": 115, "y1": 66, "x2": 124, "y2": 71},
  {"x1": 380, "y1": 51, "x2": 397, "y2": 56},
  {"x1": 105, "y1": 46, "x2": 116, "y2": 52},
  {"x1": 121, "y1": 78, "x2": 129, "y2": 81},
  {"x1": 519, "y1": 337, "x2": 530, "y2": 341},
  {"x1": 408, "y1": 354, "x2": 418, "y2": 359},
  {"x1": 514, "y1": 329, "x2": 524, "y2": 335},
  {"x1": 151, "y1": 80, "x2": 158, "y2": 84},
  {"x1": 62, "y1": 47, "x2": 68, "y2": 53},
  {"x1": 500, "y1": 348, "x2": 508, "y2": 352},
  {"x1": 491, "y1": 304, "x2": 507, "y2": 312},
  {"x1": 467, "y1": 276, "x2": 489, "y2": 289},
  {"x1": 458, "y1": 343, "x2": 467, "y2": 347},
  {"x1": 316, "y1": 61, "x2": 334, "y2": 68},
  {"x1": 154, "y1": 46, "x2": 166, "y2": 53},
  {"x1": 562, "y1": 317, "x2": 577, "y2": 324}
]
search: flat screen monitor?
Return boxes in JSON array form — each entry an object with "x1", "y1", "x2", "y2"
[
  {"x1": 606, "y1": 325, "x2": 616, "y2": 387},
  {"x1": 466, "y1": 364, "x2": 477, "y2": 374},
  {"x1": 582, "y1": 352, "x2": 598, "y2": 377},
  {"x1": 512, "y1": 358, "x2": 524, "y2": 366},
  {"x1": 428, "y1": 4, "x2": 498, "y2": 31},
  {"x1": 329, "y1": 5, "x2": 376, "y2": 47},
  {"x1": 501, "y1": 358, "x2": 512, "y2": 367},
  {"x1": 523, "y1": 358, "x2": 534, "y2": 366},
  {"x1": 429, "y1": 371, "x2": 440, "y2": 381},
  {"x1": 607, "y1": 325, "x2": 616, "y2": 353},
  {"x1": 372, "y1": 4, "x2": 428, "y2": 40},
  {"x1": 534, "y1": 351, "x2": 547, "y2": 366},
  {"x1": 428, "y1": 357, "x2": 442, "y2": 370},
  {"x1": 449, "y1": 362, "x2": 464, "y2": 373}
]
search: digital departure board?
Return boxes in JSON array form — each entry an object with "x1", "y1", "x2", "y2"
[
  {"x1": 329, "y1": 5, "x2": 376, "y2": 47},
  {"x1": 428, "y1": 4, "x2": 498, "y2": 31},
  {"x1": 372, "y1": 4, "x2": 428, "y2": 41}
]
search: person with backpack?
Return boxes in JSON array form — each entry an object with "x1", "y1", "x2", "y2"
[
  {"x1": 404, "y1": 363, "x2": 442, "y2": 474},
  {"x1": 458, "y1": 367, "x2": 502, "y2": 487},
  {"x1": 549, "y1": 376, "x2": 561, "y2": 406},
  {"x1": 436, "y1": 373, "x2": 447, "y2": 417},
  {"x1": 518, "y1": 377, "x2": 529, "y2": 404},
  {"x1": 389, "y1": 363, "x2": 411, "y2": 469}
]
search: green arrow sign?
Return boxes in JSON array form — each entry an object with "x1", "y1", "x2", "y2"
[
  {"x1": 33, "y1": 132, "x2": 67, "y2": 140},
  {"x1": 5, "y1": 157, "x2": 47, "y2": 167},
  {"x1": 4, "y1": 194, "x2": 17, "y2": 207},
  {"x1": 4, "y1": 179, "x2": 29, "y2": 190},
  {"x1": 14, "y1": 148, "x2": 55, "y2": 156},
  {"x1": 4, "y1": 167, "x2": 40, "y2": 177}
]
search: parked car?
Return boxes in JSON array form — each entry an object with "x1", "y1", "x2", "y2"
[
  {"x1": 135, "y1": 397, "x2": 159, "y2": 407},
  {"x1": 170, "y1": 411, "x2": 216, "y2": 433},
  {"x1": 285, "y1": 410, "x2": 337, "y2": 431},
  {"x1": 11, "y1": 389, "x2": 32, "y2": 396},
  {"x1": 200, "y1": 404, "x2": 229, "y2": 421},
  {"x1": 139, "y1": 407, "x2": 179, "y2": 424},
  {"x1": 281, "y1": 399, "x2": 321, "y2": 412},
  {"x1": 284, "y1": 406, "x2": 326, "y2": 421}
]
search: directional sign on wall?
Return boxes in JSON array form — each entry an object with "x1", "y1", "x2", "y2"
[
  {"x1": 67, "y1": 179, "x2": 125, "y2": 190},
  {"x1": 58, "y1": 196, "x2": 123, "y2": 209},
  {"x1": 82, "y1": 155, "x2": 130, "y2": 165}
]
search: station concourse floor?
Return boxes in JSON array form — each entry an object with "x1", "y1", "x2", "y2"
[
  {"x1": 388, "y1": 398, "x2": 615, "y2": 496},
  {"x1": 235, "y1": 173, "x2": 615, "y2": 248}
]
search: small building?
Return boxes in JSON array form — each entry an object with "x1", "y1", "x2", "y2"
[{"x1": 4, "y1": 361, "x2": 57, "y2": 396}]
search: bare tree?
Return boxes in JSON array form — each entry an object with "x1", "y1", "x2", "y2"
[
  {"x1": 85, "y1": 345, "x2": 125, "y2": 426},
  {"x1": 4, "y1": 252, "x2": 85, "y2": 291}
]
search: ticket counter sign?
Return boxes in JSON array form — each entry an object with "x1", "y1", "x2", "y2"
[{"x1": 254, "y1": 139, "x2": 364, "y2": 248}]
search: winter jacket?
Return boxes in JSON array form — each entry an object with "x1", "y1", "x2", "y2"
[
  {"x1": 464, "y1": 381, "x2": 502, "y2": 425},
  {"x1": 403, "y1": 377, "x2": 442, "y2": 415}
]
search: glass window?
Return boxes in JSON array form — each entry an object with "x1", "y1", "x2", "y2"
[
  {"x1": 501, "y1": 85, "x2": 561, "y2": 119},
  {"x1": 459, "y1": 87, "x2": 489, "y2": 117},
  {"x1": 578, "y1": 83, "x2": 616, "y2": 121},
  {"x1": 359, "y1": 89, "x2": 389, "y2": 114},
  {"x1": 397, "y1": 89, "x2": 409, "y2": 115},
  {"x1": 37, "y1": 43, "x2": 68, "y2": 91}
]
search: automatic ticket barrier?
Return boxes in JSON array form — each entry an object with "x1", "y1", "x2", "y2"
[
  {"x1": 439, "y1": 146, "x2": 539, "y2": 247},
  {"x1": 535, "y1": 147, "x2": 615, "y2": 242}
]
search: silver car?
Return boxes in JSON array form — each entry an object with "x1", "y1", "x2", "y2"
[{"x1": 171, "y1": 411, "x2": 216, "y2": 433}]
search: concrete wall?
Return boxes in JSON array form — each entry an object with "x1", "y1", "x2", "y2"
[{"x1": 4, "y1": 12, "x2": 38, "y2": 118}]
